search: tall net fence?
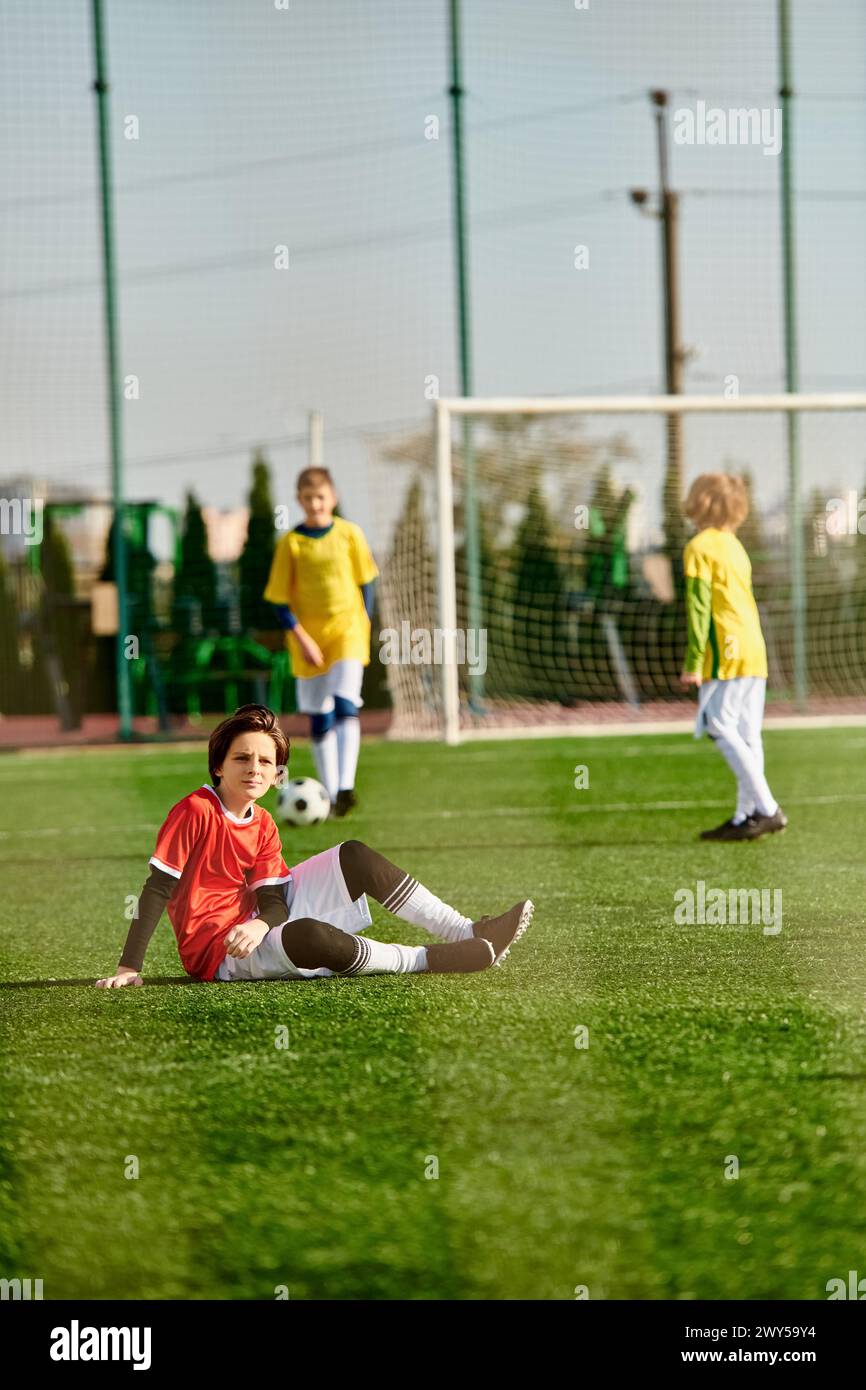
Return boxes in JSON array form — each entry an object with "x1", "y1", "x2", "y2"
[{"x1": 1, "y1": 1, "x2": 864, "y2": 735}]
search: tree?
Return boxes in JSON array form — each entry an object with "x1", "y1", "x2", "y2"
[
  {"x1": 380, "y1": 415, "x2": 635, "y2": 548},
  {"x1": 40, "y1": 509, "x2": 86, "y2": 726},
  {"x1": 383, "y1": 473, "x2": 436, "y2": 644},
  {"x1": 376, "y1": 474, "x2": 437, "y2": 722},
  {"x1": 580, "y1": 466, "x2": 635, "y2": 601},
  {"x1": 455, "y1": 505, "x2": 510, "y2": 700},
  {"x1": 662, "y1": 436, "x2": 688, "y2": 601},
  {"x1": 0, "y1": 549, "x2": 22, "y2": 714},
  {"x1": 239, "y1": 451, "x2": 277, "y2": 632},
  {"x1": 173, "y1": 492, "x2": 218, "y2": 634},
  {"x1": 735, "y1": 470, "x2": 767, "y2": 571},
  {"x1": 94, "y1": 507, "x2": 160, "y2": 714},
  {"x1": 507, "y1": 483, "x2": 569, "y2": 700},
  {"x1": 101, "y1": 509, "x2": 157, "y2": 634}
]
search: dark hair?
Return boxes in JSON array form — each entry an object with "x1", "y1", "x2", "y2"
[
  {"x1": 208, "y1": 704, "x2": 290, "y2": 785},
  {"x1": 296, "y1": 466, "x2": 335, "y2": 493}
]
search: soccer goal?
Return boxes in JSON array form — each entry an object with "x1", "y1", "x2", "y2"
[{"x1": 368, "y1": 393, "x2": 866, "y2": 743}]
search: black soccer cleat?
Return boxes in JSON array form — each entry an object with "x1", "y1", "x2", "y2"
[
  {"x1": 699, "y1": 817, "x2": 756, "y2": 842},
  {"x1": 471, "y1": 899, "x2": 534, "y2": 966},
  {"x1": 426, "y1": 937, "x2": 496, "y2": 974},
  {"x1": 333, "y1": 789, "x2": 357, "y2": 818},
  {"x1": 743, "y1": 807, "x2": 788, "y2": 840}
]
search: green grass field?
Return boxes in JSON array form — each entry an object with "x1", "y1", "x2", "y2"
[{"x1": 2, "y1": 727, "x2": 866, "y2": 1300}]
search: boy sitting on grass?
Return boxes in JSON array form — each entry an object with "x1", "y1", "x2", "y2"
[
  {"x1": 96, "y1": 704, "x2": 532, "y2": 988},
  {"x1": 680, "y1": 473, "x2": 787, "y2": 842}
]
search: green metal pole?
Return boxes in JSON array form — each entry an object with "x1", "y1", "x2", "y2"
[
  {"x1": 779, "y1": 0, "x2": 807, "y2": 709},
  {"x1": 91, "y1": 0, "x2": 133, "y2": 739},
  {"x1": 448, "y1": 0, "x2": 484, "y2": 709}
]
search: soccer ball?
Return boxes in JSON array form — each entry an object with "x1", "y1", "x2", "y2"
[{"x1": 275, "y1": 777, "x2": 331, "y2": 826}]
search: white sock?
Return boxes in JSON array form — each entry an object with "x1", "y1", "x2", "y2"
[
  {"x1": 381, "y1": 877, "x2": 473, "y2": 943},
  {"x1": 733, "y1": 732, "x2": 766, "y2": 822},
  {"x1": 312, "y1": 729, "x2": 339, "y2": 802},
  {"x1": 336, "y1": 715, "x2": 361, "y2": 791},
  {"x1": 340, "y1": 936, "x2": 427, "y2": 975},
  {"x1": 715, "y1": 732, "x2": 778, "y2": 818},
  {"x1": 732, "y1": 788, "x2": 753, "y2": 824}
]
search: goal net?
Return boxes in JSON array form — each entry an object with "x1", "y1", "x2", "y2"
[{"x1": 367, "y1": 394, "x2": 866, "y2": 742}]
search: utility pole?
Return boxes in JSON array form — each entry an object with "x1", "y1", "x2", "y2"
[
  {"x1": 631, "y1": 89, "x2": 687, "y2": 597},
  {"x1": 653, "y1": 92, "x2": 684, "y2": 401}
]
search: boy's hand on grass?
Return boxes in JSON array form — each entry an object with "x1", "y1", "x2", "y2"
[
  {"x1": 224, "y1": 920, "x2": 270, "y2": 960},
  {"x1": 679, "y1": 671, "x2": 702, "y2": 688},
  {"x1": 95, "y1": 967, "x2": 143, "y2": 988}
]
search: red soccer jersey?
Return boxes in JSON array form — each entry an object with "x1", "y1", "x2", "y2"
[{"x1": 150, "y1": 785, "x2": 291, "y2": 982}]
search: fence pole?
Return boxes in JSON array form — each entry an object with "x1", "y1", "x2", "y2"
[
  {"x1": 447, "y1": 0, "x2": 483, "y2": 709},
  {"x1": 779, "y1": 0, "x2": 807, "y2": 709},
  {"x1": 436, "y1": 403, "x2": 460, "y2": 744},
  {"x1": 91, "y1": 0, "x2": 133, "y2": 739}
]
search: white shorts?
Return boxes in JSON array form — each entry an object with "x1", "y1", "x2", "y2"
[
  {"x1": 215, "y1": 843, "x2": 372, "y2": 983},
  {"x1": 694, "y1": 676, "x2": 766, "y2": 743},
  {"x1": 295, "y1": 658, "x2": 364, "y2": 716}
]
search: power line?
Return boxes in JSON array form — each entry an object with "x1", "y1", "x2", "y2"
[
  {"x1": 4, "y1": 181, "x2": 861, "y2": 301},
  {"x1": 0, "y1": 192, "x2": 615, "y2": 301},
  {"x1": 681, "y1": 188, "x2": 866, "y2": 201},
  {"x1": 604, "y1": 186, "x2": 866, "y2": 203},
  {"x1": 0, "y1": 92, "x2": 647, "y2": 210},
  {"x1": 4, "y1": 175, "x2": 862, "y2": 302},
  {"x1": 37, "y1": 412, "x2": 429, "y2": 478},
  {"x1": 671, "y1": 87, "x2": 866, "y2": 103}
]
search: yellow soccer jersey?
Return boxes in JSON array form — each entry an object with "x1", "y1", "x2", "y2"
[
  {"x1": 264, "y1": 517, "x2": 379, "y2": 678},
  {"x1": 683, "y1": 528, "x2": 768, "y2": 680}
]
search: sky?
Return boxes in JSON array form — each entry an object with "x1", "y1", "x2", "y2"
[{"x1": 1, "y1": 0, "x2": 864, "y2": 551}]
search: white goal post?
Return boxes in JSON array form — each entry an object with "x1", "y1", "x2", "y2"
[{"x1": 433, "y1": 392, "x2": 866, "y2": 744}]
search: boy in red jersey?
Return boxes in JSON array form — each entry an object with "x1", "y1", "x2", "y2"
[{"x1": 95, "y1": 705, "x2": 532, "y2": 987}]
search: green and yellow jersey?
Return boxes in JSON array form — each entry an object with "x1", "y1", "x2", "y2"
[
  {"x1": 264, "y1": 516, "x2": 379, "y2": 679},
  {"x1": 683, "y1": 527, "x2": 768, "y2": 681}
]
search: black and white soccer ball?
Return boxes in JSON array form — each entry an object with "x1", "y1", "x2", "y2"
[{"x1": 275, "y1": 777, "x2": 331, "y2": 826}]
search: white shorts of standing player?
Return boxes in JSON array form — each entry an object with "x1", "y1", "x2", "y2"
[
  {"x1": 216, "y1": 844, "x2": 372, "y2": 982},
  {"x1": 694, "y1": 676, "x2": 778, "y2": 821},
  {"x1": 294, "y1": 658, "x2": 364, "y2": 715},
  {"x1": 295, "y1": 658, "x2": 365, "y2": 804}
]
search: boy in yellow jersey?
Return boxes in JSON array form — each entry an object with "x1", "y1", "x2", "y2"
[
  {"x1": 680, "y1": 473, "x2": 787, "y2": 841},
  {"x1": 264, "y1": 467, "x2": 379, "y2": 817}
]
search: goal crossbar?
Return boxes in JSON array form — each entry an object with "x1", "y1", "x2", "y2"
[{"x1": 438, "y1": 392, "x2": 866, "y2": 416}]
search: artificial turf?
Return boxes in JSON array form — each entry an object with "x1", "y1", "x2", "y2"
[{"x1": 1, "y1": 726, "x2": 865, "y2": 1300}]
